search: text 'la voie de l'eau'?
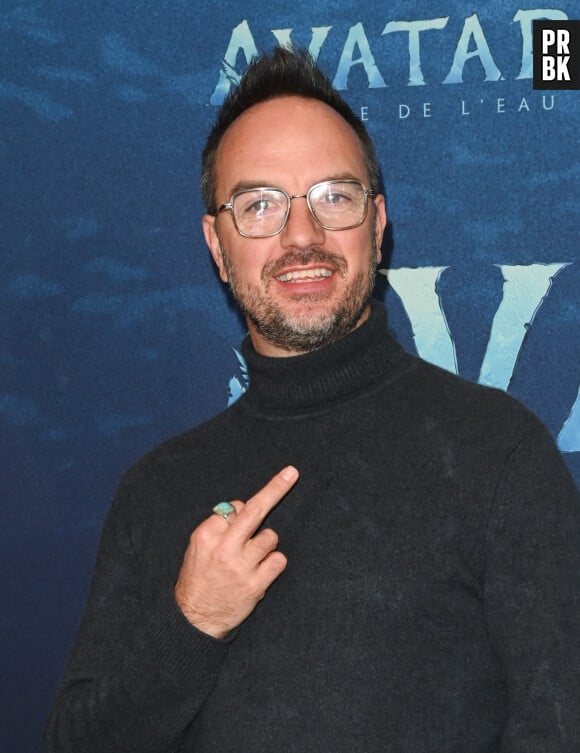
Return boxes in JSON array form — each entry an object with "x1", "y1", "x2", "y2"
[{"x1": 358, "y1": 93, "x2": 557, "y2": 121}]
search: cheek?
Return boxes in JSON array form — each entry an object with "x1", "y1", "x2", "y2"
[
  {"x1": 238, "y1": 240, "x2": 280, "y2": 279},
  {"x1": 224, "y1": 244, "x2": 272, "y2": 287},
  {"x1": 344, "y1": 228, "x2": 376, "y2": 265}
]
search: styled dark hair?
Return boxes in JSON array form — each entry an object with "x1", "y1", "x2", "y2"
[{"x1": 201, "y1": 47, "x2": 382, "y2": 214}]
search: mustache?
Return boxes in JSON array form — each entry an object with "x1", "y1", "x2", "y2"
[{"x1": 262, "y1": 248, "x2": 347, "y2": 283}]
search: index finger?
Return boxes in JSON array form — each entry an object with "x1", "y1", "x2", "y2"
[{"x1": 233, "y1": 465, "x2": 299, "y2": 540}]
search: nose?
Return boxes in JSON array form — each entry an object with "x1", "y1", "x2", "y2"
[{"x1": 279, "y1": 195, "x2": 326, "y2": 249}]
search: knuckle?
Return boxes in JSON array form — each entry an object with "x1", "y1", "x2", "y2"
[
  {"x1": 264, "y1": 477, "x2": 285, "y2": 499},
  {"x1": 260, "y1": 550, "x2": 287, "y2": 580},
  {"x1": 273, "y1": 474, "x2": 288, "y2": 490},
  {"x1": 241, "y1": 502, "x2": 264, "y2": 525},
  {"x1": 270, "y1": 551, "x2": 288, "y2": 572},
  {"x1": 248, "y1": 576, "x2": 267, "y2": 601},
  {"x1": 259, "y1": 528, "x2": 279, "y2": 548},
  {"x1": 191, "y1": 524, "x2": 212, "y2": 547}
]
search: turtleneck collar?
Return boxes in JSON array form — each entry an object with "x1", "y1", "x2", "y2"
[{"x1": 239, "y1": 301, "x2": 406, "y2": 413}]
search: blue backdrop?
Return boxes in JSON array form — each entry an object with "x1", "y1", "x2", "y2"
[{"x1": 1, "y1": 2, "x2": 579, "y2": 750}]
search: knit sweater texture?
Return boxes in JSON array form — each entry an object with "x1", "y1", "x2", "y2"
[{"x1": 46, "y1": 302, "x2": 580, "y2": 753}]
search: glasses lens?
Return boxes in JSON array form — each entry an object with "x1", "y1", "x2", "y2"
[
  {"x1": 232, "y1": 189, "x2": 288, "y2": 237},
  {"x1": 309, "y1": 181, "x2": 367, "y2": 229}
]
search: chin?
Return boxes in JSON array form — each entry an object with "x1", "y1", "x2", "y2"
[{"x1": 249, "y1": 298, "x2": 370, "y2": 353}]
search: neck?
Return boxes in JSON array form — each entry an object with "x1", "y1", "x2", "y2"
[{"x1": 240, "y1": 301, "x2": 406, "y2": 413}]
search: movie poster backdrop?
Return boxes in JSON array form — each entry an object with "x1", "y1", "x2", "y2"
[{"x1": 1, "y1": 2, "x2": 578, "y2": 750}]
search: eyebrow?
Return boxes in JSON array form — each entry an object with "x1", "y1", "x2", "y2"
[{"x1": 226, "y1": 172, "x2": 365, "y2": 197}]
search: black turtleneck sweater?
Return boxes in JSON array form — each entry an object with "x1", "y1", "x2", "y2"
[{"x1": 46, "y1": 303, "x2": 580, "y2": 753}]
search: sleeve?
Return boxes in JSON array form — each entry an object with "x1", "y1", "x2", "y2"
[
  {"x1": 484, "y1": 421, "x2": 580, "y2": 753},
  {"x1": 44, "y1": 470, "x2": 233, "y2": 753}
]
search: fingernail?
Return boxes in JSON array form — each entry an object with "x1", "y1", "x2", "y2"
[{"x1": 281, "y1": 465, "x2": 299, "y2": 482}]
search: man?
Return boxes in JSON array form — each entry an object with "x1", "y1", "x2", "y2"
[{"x1": 46, "y1": 48, "x2": 580, "y2": 752}]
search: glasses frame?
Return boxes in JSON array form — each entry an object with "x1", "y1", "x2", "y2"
[{"x1": 217, "y1": 179, "x2": 376, "y2": 238}]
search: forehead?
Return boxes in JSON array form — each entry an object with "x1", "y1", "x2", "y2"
[{"x1": 214, "y1": 96, "x2": 368, "y2": 197}]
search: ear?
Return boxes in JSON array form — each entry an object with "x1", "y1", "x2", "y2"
[
  {"x1": 372, "y1": 195, "x2": 387, "y2": 263},
  {"x1": 202, "y1": 214, "x2": 229, "y2": 283}
]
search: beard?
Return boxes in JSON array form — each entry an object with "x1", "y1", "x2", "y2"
[{"x1": 219, "y1": 238, "x2": 378, "y2": 353}]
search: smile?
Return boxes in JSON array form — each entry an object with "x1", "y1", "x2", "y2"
[{"x1": 275, "y1": 268, "x2": 334, "y2": 283}]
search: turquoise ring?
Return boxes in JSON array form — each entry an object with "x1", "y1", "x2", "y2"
[{"x1": 212, "y1": 501, "x2": 236, "y2": 521}]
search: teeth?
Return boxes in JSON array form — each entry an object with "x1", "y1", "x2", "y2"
[{"x1": 276, "y1": 268, "x2": 333, "y2": 282}]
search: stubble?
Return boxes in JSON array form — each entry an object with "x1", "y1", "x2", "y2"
[{"x1": 219, "y1": 238, "x2": 378, "y2": 353}]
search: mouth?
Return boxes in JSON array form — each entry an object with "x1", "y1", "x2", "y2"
[
  {"x1": 275, "y1": 267, "x2": 334, "y2": 283},
  {"x1": 264, "y1": 250, "x2": 347, "y2": 296}
]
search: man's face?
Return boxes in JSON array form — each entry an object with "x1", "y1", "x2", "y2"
[{"x1": 202, "y1": 96, "x2": 387, "y2": 357}]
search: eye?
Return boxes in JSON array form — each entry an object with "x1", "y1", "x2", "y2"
[
  {"x1": 311, "y1": 182, "x2": 362, "y2": 210},
  {"x1": 237, "y1": 190, "x2": 285, "y2": 217},
  {"x1": 246, "y1": 198, "x2": 271, "y2": 215},
  {"x1": 323, "y1": 190, "x2": 351, "y2": 205}
]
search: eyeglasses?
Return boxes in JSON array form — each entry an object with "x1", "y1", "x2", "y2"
[{"x1": 217, "y1": 179, "x2": 375, "y2": 238}]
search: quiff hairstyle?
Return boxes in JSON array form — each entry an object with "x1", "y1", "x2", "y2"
[{"x1": 201, "y1": 47, "x2": 382, "y2": 214}]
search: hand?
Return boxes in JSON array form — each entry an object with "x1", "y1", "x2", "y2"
[{"x1": 174, "y1": 465, "x2": 299, "y2": 639}]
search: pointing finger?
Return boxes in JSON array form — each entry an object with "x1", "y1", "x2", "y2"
[{"x1": 233, "y1": 466, "x2": 299, "y2": 540}]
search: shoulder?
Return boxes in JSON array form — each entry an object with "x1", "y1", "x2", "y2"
[
  {"x1": 400, "y1": 353, "x2": 541, "y2": 430},
  {"x1": 384, "y1": 353, "x2": 562, "y2": 472},
  {"x1": 390, "y1": 355, "x2": 579, "y2": 515}
]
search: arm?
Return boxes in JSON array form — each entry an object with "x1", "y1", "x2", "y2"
[
  {"x1": 45, "y1": 465, "x2": 299, "y2": 753},
  {"x1": 45, "y1": 475, "x2": 232, "y2": 753},
  {"x1": 484, "y1": 422, "x2": 580, "y2": 752}
]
